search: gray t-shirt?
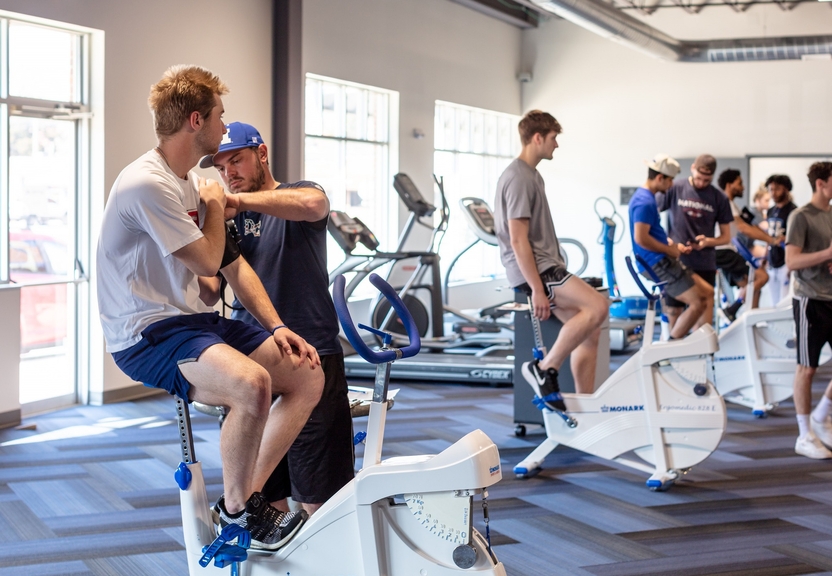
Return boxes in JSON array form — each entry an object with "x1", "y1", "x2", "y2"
[
  {"x1": 786, "y1": 203, "x2": 832, "y2": 301},
  {"x1": 493, "y1": 158, "x2": 564, "y2": 287}
]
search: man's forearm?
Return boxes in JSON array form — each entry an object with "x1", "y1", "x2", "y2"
[
  {"x1": 511, "y1": 237, "x2": 545, "y2": 292},
  {"x1": 786, "y1": 247, "x2": 832, "y2": 271},
  {"x1": 737, "y1": 219, "x2": 774, "y2": 244},
  {"x1": 238, "y1": 189, "x2": 328, "y2": 221},
  {"x1": 222, "y1": 258, "x2": 283, "y2": 330}
]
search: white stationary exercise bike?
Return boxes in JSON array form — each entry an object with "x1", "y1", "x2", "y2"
[
  {"x1": 175, "y1": 273, "x2": 506, "y2": 575},
  {"x1": 514, "y1": 256, "x2": 726, "y2": 491},
  {"x1": 710, "y1": 239, "x2": 802, "y2": 417}
]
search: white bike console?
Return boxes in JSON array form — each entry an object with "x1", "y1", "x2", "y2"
[
  {"x1": 514, "y1": 257, "x2": 727, "y2": 490},
  {"x1": 177, "y1": 273, "x2": 507, "y2": 575}
]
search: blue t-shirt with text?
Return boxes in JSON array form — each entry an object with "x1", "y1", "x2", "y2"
[{"x1": 628, "y1": 187, "x2": 668, "y2": 270}]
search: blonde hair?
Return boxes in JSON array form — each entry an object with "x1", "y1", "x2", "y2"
[
  {"x1": 518, "y1": 110, "x2": 562, "y2": 146},
  {"x1": 148, "y1": 65, "x2": 228, "y2": 137}
]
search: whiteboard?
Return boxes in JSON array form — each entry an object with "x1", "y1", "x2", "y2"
[{"x1": 749, "y1": 156, "x2": 832, "y2": 208}]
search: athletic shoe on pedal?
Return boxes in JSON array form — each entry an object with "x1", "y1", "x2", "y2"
[
  {"x1": 522, "y1": 360, "x2": 566, "y2": 412},
  {"x1": 810, "y1": 415, "x2": 832, "y2": 449},
  {"x1": 794, "y1": 434, "x2": 832, "y2": 460},
  {"x1": 722, "y1": 300, "x2": 742, "y2": 323},
  {"x1": 215, "y1": 492, "x2": 307, "y2": 550}
]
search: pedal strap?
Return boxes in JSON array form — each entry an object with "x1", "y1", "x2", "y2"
[
  {"x1": 532, "y1": 392, "x2": 563, "y2": 412},
  {"x1": 200, "y1": 524, "x2": 251, "y2": 569}
]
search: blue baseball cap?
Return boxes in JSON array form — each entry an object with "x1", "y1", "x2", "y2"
[{"x1": 199, "y1": 122, "x2": 264, "y2": 168}]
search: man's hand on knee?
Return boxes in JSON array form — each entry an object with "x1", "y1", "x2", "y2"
[{"x1": 273, "y1": 327, "x2": 321, "y2": 367}]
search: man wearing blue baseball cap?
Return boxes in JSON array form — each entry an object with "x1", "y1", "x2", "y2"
[{"x1": 200, "y1": 122, "x2": 354, "y2": 515}]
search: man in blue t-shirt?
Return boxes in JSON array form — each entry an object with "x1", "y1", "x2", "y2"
[
  {"x1": 629, "y1": 154, "x2": 712, "y2": 339},
  {"x1": 656, "y1": 154, "x2": 732, "y2": 332},
  {"x1": 200, "y1": 122, "x2": 353, "y2": 515}
]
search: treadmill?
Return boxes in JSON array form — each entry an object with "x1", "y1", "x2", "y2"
[{"x1": 333, "y1": 176, "x2": 515, "y2": 386}]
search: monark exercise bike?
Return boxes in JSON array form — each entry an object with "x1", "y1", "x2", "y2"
[
  {"x1": 173, "y1": 272, "x2": 507, "y2": 575},
  {"x1": 514, "y1": 256, "x2": 726, "y2": 491},
  {"x1": 710, "y1": 238, "x2": 813, "y2": 417}
]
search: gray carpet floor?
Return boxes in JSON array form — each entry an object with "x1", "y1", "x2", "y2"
[{"x1": 1, "y1": 363, "x2": 832, "y2": 575}]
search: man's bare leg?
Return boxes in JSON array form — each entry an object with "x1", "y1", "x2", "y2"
[
  {"x1": 248, "y1": 340, "x2": 324, "y2": 494},
  {"x1": 538, "y1": 276, "x2": 608, "y2": 393},
  {"x1": 751, "y1": 266, "x2": 769, "y2": 309},
  {"x1": 667, "y1": 282, "x2": 708, "y2": 339},
  {"x1": 794, "y1": 364, "x2": 816, "y2": 416},
  {"x1": 693, "y1": 280, "x2": 715, "y2": 330},
  {"x1": 180, "y1": 344, "x2": 272, "y2": 514},
  {"x1": 665, "y1": 305, "x2": 683, "y2": 333}
]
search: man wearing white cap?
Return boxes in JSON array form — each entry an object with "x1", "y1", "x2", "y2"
[{"x1": 628, "y1": 155, "x2": 712, "y2": 339}]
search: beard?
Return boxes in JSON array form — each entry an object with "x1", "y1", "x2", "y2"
[{"x1": 234, "y1": 157, "x2": 267, "y2": 193}]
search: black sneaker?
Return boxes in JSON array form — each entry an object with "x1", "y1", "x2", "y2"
[
  {"x1": 521, "y1": 360, "x2": 567, "y2": 412},
  {"x1": 215, "y1": 492, "x2": 307, "y2": 551},
  {"x1": 722, "y1": 300, "x2": 743, "y2": 323}
]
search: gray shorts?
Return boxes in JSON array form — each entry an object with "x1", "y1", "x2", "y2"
[{"x1": 646, "y1": 257, "x2": 695, "y2": 299}]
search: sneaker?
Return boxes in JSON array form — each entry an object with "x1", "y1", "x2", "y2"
[
  {"x1": 722, "y1": 300, "x2": 743, "y2": 323},
  {"x1": 794, "y1": 434, "x2": 832, "y2": 460},
  {"x1": 810, "y1": 415, "x2": 832, "y2": 449},
  {"x1": 521, "y1": 360, "x2": 566, "y2": 412},
  {"x1": 216, "y1": 492, "x2": 307, "y2": 551}
]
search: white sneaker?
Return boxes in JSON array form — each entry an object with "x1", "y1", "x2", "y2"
[
  {"x1": 795, "y1": 434, "x2": 832, "y2": 460},
  {"x1": 810, "y1": 415, "x2": 832, "y2": 449}
]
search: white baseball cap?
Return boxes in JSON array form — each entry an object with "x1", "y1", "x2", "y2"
[{"x1": 646, "y1": 154, "x2": 681, "y2": 178}]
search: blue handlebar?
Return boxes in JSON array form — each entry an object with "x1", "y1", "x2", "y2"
[
  {"x1": 626, "y1": 256, "x2": 660, "y2": 302},
  {"x1": 731, "y1": 238, "x2": 759, "y2": 269},
  {"x1": 332, "y1": 273, "x2": 421, "y2": 364}
]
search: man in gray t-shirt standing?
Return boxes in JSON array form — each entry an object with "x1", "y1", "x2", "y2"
[
  {"x1": 494, "y1": 110, "x2": 608, "y2": 410},
  {"x1": 785, "y1": 161, "x2": 832, "y2": 460}
]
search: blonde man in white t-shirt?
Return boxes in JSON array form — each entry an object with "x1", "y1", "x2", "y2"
[{"x1": 97, "y1": 66, "x2": 323, "y2": 551}]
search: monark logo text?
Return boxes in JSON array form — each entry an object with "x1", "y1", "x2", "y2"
[{"x1": 601, "y1": 404, "x2": 644, "y2": 413}]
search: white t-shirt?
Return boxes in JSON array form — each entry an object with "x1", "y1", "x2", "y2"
[{"x1": 97, "y1": 150, "x2": 212, "y2": 352}]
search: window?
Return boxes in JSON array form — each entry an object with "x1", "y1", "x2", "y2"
[
  {"x1": 434, "y1": 101, "x2": 520, "y2": 285},
  {"x1": 0, "y1": 13, "x2": 93, "y2": 411},
  {"x1": 304, "y1": 74, "x2": 398, "y2": 278}
]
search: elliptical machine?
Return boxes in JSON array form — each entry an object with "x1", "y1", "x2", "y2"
[
  {"x1": 513, "y1": 256, "x2": 726, "y2": 491},
  {"x1": 176, "y1": 273, "x2": 506, "y2": 575}
]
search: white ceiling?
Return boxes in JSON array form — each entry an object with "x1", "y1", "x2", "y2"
[{"x1": 609, "y1": 1, "x2": 832, "y2": 39}]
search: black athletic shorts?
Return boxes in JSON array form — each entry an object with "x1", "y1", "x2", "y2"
[
  {"x1": 716, "y1": 250, "x2": 749, "y2": 287},
  {"x1": 664, "y1": 268, "x2": 715, "y2": 308},
  {"x1": 515, "y1": 265, "x2": 572, "y2": 308},
  {"x1": 793, "y1": 297, "x2": 832, "y2": 368},
  {"x1": 261, "y1": 352, "x2": 355, "y2": 504},
  {"x1": 646, "y1": 257, "x2": 695, "y2": 299}
]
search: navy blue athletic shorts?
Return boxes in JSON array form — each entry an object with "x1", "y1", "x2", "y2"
[{"x1": 112, "y1": 312, "x2": 271, "y2": 400}]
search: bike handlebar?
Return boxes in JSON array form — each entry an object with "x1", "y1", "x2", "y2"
[
  {"x1": 332, "y1": 273, "x2": 421, "y2": 364},
  {"x1": 626, "y1": 255, "x2": 661, "y2": 302},
  {"x1": 731, "y1": 238, "x2": 760, "y2": 269}
]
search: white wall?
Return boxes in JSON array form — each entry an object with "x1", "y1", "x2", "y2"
[
  {"x1": 0, "y1": 0, "x2": 273, "y2": 403},
  {"x1": 302, "y1": 0, "x2": 523, "y2": 309},
  {"x1": 522, "y1": 12, "x2": 832, "y2": 295},
  {"x1": 303, "y1": 0, "x2": 523, "y2": 199}
]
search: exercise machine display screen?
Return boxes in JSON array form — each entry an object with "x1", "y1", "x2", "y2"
[{"x1": 393, "y1": 173, "x2": 436, "y2": 218}]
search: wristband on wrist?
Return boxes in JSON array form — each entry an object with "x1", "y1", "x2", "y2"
[{"x1": 271, "y1": 324, "x2": 287, "y2": 334}]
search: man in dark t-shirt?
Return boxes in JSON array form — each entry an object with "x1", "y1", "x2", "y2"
[
  {"x1": 765, "y1": 174, "x2": 796, "y2": 305},
  {"x1": 656, "y1": 154, "x2": 732, "y2": 332},
  {"x1": 200, "y1": 122, "x2": 353, "y2": 515}
]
